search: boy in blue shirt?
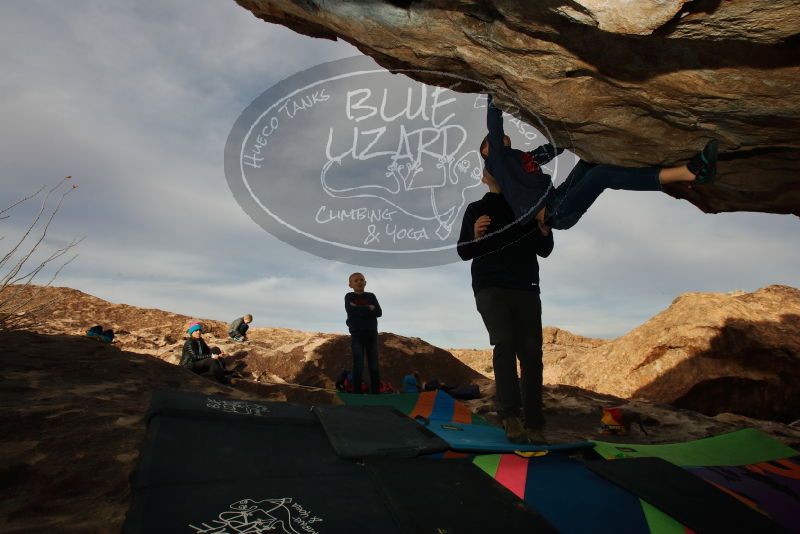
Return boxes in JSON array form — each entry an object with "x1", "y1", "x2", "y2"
[{"x1": 345, "y1": 272, "x2": 383, "y2": 394}]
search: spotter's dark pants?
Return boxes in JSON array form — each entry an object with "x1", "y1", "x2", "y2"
[{"x1": 476, "y1": 286, "x2": 544, "y2": 428}]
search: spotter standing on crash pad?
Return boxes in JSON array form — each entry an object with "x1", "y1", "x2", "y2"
[{"x1": 457, "y1": 167, "x2": 553, "y2": 445}]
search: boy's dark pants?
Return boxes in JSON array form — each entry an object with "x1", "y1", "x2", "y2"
[
  {"x1": 351, "y1": 331, "x2": 380, "y2": 394},
  {"x1": 476, "y1": 286, "x2": 544, "y2": 428}
]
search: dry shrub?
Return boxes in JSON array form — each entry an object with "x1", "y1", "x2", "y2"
[{"x1": 0, "y1": 177, "x2": 81, "y2": 330}]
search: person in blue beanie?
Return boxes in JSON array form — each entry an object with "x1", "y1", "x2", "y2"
[{"x1": 180, "y1": 323, "x2": 229, "y2": 385}]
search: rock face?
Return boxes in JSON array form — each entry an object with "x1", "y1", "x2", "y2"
[
  {"x1": 24, "y1": 284, "x2": 800, "y2": 422},
  {"x1": 452, "y1": 287, "x2": 800, "y2": 422},
  {"x1": 3, "y1": 285, "x2": 800, "y2": 531},
  {"x1": 0, "y1": 329, "x2": 334, "y2": 533},
  {"x1": 18, "y1": 286, "x2": 485, "y2": 393},
  {"x1": 451, "y1": 326, "x2": 606, "y2": 380},
  {"x1": 548, "y1": 285, "x2": 800, "y2": 422},
  {"x1": 235, "y1": 0, "x2": 800, "y2": 216},
  {"x1": 5, "y1": 328, "x2": 799, "y2": 532}
]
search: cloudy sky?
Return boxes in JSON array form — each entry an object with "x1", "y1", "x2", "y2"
[{"x1": 2, "y1": 1, "x2": 798, "y2": 348}]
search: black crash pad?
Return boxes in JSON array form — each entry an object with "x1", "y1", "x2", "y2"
[
  {"x1": 314, "y1": 404, "x2": 449, "y2": 459},
  {"x1": 367, "y1": 458, "x2": 558, "y2": 534},
  {"x1": 144, "y1": 388, "x2": 317, "y2": 426},
  {"x1": 124, "y1": 390, "x2": 551, "y2": 534},
  {"x1": 587, "y1": 457, "x2": 785, "y2": 534}
]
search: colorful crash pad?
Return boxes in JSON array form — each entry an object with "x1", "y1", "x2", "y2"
[
  {"x1": 422, "y1": 419, "x2": 594, "y2": 454},
  {"x1": 338, "y1": 390, "x2": 490, "y2": 426},
  {"x1": 593, "y1": 429, "x2": 800, "y2": 532},
  {"x1": 593, "y1": 428, "x2": 798, "y2": 467},
  {"x1": 475, "y1": 453, "x2": 651, "y2": 533},
  {"x1": 587, "y1": 457, "x2": 785, "y2": 534}
]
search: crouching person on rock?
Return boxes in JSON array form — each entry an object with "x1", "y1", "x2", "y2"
[
  {"x1": 180, "y1": 323, "x2": 230, "y2": 385},
  {"x1": 228, "y1": 314, "x2": 252, "y2": 342}
]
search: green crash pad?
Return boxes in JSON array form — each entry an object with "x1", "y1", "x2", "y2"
[{"x1": 593, "y1": 428, "x2": 798, "y2": 467}]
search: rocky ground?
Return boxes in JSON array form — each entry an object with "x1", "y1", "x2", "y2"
[
  {"x1": 2, "y1": 285, "x2": 799, "y2": 532},
  {"x1": 452, "y1": 285, "x2": 800, "y2": 424}
]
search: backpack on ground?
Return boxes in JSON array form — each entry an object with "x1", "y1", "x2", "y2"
[{"x1": 87, "y1": 325, "x2": 114, "y2": 343}]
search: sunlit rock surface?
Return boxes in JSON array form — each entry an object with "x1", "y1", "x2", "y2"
[
  {"x1": 235, "y1": 0, "x2": 800, "y2": 216},
  {"x1": 3, "y1": 285, "x2": 799, "y2": 530},
  {"x1": 551, "y1": 286, "x2": 800, "y2": 422}
]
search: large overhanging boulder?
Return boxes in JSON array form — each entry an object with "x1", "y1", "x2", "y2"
[{"x1": 234, "y1": 0, "x2": 800, "y2": 216}]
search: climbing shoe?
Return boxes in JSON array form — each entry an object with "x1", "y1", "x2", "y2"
[{"x1": 687, "y1": 139, "x2": 718, "y2": 184}]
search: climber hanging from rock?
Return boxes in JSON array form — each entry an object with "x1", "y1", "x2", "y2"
[{"x1": 480, "y1": 94, "x2": 718, "y2": 236}]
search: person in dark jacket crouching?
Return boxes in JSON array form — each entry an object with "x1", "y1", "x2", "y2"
[
  {"x1": 180, "y1": 323, "x2": 229, "y2": 384},
  {"x1": 228, "y1": 314, "x2": 252, "y2": 342}
]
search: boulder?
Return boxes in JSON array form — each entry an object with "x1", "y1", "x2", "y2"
[
  {"x1": 548, "y1": 285, "x2": 800, "y2": 422},
  {"x1": 4, "y1": 284, "x2": 800, "y2": 530},
  {"x1": 235, "y1": 0, "x2": 800, "y2": 216}
]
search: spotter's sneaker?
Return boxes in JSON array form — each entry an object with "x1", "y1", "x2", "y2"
[
  {"x1": 502, "y1": 416, "x2": 527, "y2": 444},
  {"x1": 525, "y1": 427, "x2": 548, "y2": 445}
]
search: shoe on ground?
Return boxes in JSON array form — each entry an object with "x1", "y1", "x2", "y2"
[
  {"x1": 525, "y1": 427, "x2": 548, "y2": 445},
  {"x1": 687, "y1": 139, "x2": 718, "y2": 184},
  {"x1": 502, "y1": 416, "x2": 527, "y2": 444}
]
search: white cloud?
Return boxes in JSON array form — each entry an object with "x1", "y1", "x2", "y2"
[{"x1": 2, "y1": 0, "x2": 798, "y2": 349}]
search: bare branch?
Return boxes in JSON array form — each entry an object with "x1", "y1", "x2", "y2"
[
  {"x1": 1, "y1": 184, "x2": 77, "y2": 285},
  {"x1": 0, "y1": 177, "x2": 80, "y2": 331},
  {"x1": 0, "y1": 182, "x2": 49, "y2": 217}
]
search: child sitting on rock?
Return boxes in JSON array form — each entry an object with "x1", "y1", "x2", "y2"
[
  {"x1": 402, "y1": 371, "x2": 422, "y2": 393},
  {"x1": 180, "y1": 323, "x2": 229, "y2": 384},
  {"x1": 481, "y1": 94, "x2": 718, "y2": 235},
  {"x1": 228, "y1": 314, "x2": 253, "y2": 342}
]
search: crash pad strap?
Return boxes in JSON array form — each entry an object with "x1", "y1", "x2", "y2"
[{"x1": 587, "y1": 457, "x2": 785, "y2": 534}]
